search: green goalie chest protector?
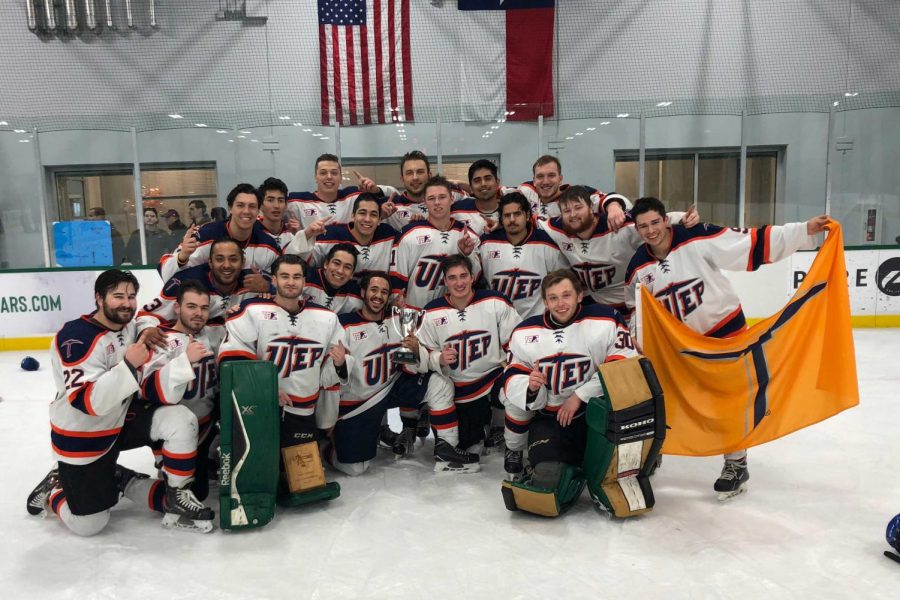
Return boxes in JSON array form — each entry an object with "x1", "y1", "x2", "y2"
[{"x1": 219, "y1": 360, "x2": 280, "y2": 530}]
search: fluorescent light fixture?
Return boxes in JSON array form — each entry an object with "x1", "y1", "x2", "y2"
[
  {"x1": 844, "y1": 92, "x2": 858, "y2": 97},
  {"x1": 168, "y1": 114, "x2": 183, "y2": 119},
  {"x1": 566, "y1": 136, "x2": 574, "y2": 140},
  {"x1": 216, "y1": 129, "x2": 228, "y2": 133},
  {"x1": 616, "y1": 113, "x2": 630, "y2": 118},
  {"x1": 13, "y1": 129, "x2": 26, "y2": 133},
  {"x1": 228, "y1": 139, "x2": 235, "y2": 142},
  {"x1": 302, "y1": 128, "x2": 312, "y2": 132},
  {"x1": 397, "y1": 129, "x2": 405, "y2": 133},
  {"x1": 656, "y1": 101, "x2": 673, "y2": 107},
  {"x1": 320, "y1": 137, "x2": 329, "y2": 140},
  {"x1": 237, "y1": 135, "x2": 246, "y2": 139},
  {"x1": 833, "y1": 101, "x2": 840, "y2": 106},
  {"x1": 19, "y1": 139, "x2": 30, "y2": 143},
  {"x1": 195, "y1": 123, "x2": 208, "y2": 127},
  {"x1": 575, "y1": 132, "x2": 583, "y2": 136},
  {"x1": 0, "y1": 121, "x2": 8, "y2": 126},
  {"x1": 240, "y1": 130, "x2": 251, "y2": 134},
  {"x1": 250, "y1": 139, "x2": 259, "y2": 143},
  {"x1": 491, "y1": 125, "x2": 499, "y2": 129},
  {"x1": 279, "y1": 115, "x2": 291, "y2": 120},
  {"x1": 600, "y1": 121, "x2": 611, "y2": 125},
  {"x1": 586, "y1": 127, "x2": 596, "y2": 131},
  {"x1": 293, "y1": 122, "x2": 303, "y2": 127}
]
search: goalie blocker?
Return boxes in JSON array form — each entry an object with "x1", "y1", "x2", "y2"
[{"x1": 502, "y1": 356, "x2": 665, "y2": 518}]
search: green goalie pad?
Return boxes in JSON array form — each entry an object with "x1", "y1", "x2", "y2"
[
  {"x1": 583, "y1": 356, "x2": 666, "y2": 518},
  {"x1": 276, "y1": 480, "x2": 342, "y2": 508},
  {"x1": 500, "y1": 466, "x2": 586, "y2": 518},
  {"x1": 219, "y1": 361, "x2": 281, "y2": 530}
]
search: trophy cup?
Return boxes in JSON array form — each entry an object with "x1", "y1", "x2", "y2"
[{"x1": 391, "y1": 306, "x2": 425, "y2": 364}]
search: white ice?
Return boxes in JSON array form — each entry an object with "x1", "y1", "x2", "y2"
[{"x1": 1, "y1": 330, "x2": 898, "y2": 600}]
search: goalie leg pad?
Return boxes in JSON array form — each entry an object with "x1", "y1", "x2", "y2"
[
  {"x1": 584, "y1": 356, "x2": 666, "y2": 518},
  {"x1": 219, "y1": 361, "x2": 281, "y2": 530},
  {"x1": 501, "y1": 464, "x2": 585, "y2": 518}
]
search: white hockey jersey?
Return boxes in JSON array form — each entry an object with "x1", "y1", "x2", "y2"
[
  {"x1": 139, "y1": 324, "x2": 226, "y2": 427},
  {"x1": 390, "y1": 219, "x2": 482, "y2": 311},
  {"x1": 49, "y1": 315, "x2": 141, "y2": 466},
  {"x1": 480, "y1": 225, "x2": 568, "y2": 318},
  {"x1": 418, "y1": 290, "x2": 521, "y2": 402},
  {"x1": 625, "y1": 222, "x2": 816, "y2": 338},
  {"x1": 259, "y1": 217, "x2": 296, "y2": 250},
  {"x1": 287, "y1": 187, "x2": 363, "y2": 229},
  {"x1": 518, "y1": 183, "x2": 630, "y2": 221},
  {"x1": 158, "y1": 219, "x2": 282, "y2": 282},
  {"x1": 308, "y1": 222, "x2": 398, "y2": 279},
  {"x1": 303, "y1": 267, "x2": 364, "y2": 315},
  {"x1": 337, "y1": 310, "x2": 428, "y2": 419},
  {"x1": 218, "y1": 298, "x2": 352, "y2": 419},
  {"x1": 501, "y1": 303, "x2": 637, "y2": 413},
  {"x1": 379, "y1": 187, "x2": 468, "y2": 231}
]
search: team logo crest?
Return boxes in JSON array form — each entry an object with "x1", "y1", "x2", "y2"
[
  {"x1": 416, "y1": 235, "x2": 432, "y2": 244},
  {"x1": 525, "y1": 335, "x2": 540, "y2": 344},
  {"x1": 303, "y1": 208, "x2": 317, "y2": 217},
  {"x1": 352, "y1": 331, "x2": 368, "y2": 341},
  {"x1": 59, "y1": 338, "x2": 84, "y2": 360},
  {"x1": 262, "y1": 311, "x2": 278, "y2": 321},
  {"x1": 106, "y1": 344, "x2": 116, "y2": 355},
  {"x1": 488, "y1": 251, "x2": 501, "y2": 259},
  {"x1": 433, "y1": 316, "x2": 448, "y2": 326}
]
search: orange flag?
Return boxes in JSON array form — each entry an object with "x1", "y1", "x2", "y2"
[{"x1": 639, "y1": 221, "x2": 859, "y2": 456}]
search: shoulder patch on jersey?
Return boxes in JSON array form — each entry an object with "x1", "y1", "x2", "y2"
[{"x1": 55, "y1": 316, "x2": 109, "y2": 365}]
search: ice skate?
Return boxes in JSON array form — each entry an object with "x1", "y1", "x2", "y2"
[
  {"x1": 416, "y1": 408, "x2": 430, "y2": 439},
  {"x1": 114, "y1": 464, "x2": 149, "y2": 498},
  {"x1": 714, "y1": 458, "x2": 749, "y2": 501},
  {"x1": 392, "y1": 426, "x2": 417, "y2": 458},
  {"x1": 503, "y1": 449, "x2": 524, "y2": 480},
  {"x1": 162, "y1": 485, "x2": 215, "y2": 533},
  {"x1": 433, "y1": 439, "x2": 481, "y2": 474},
  {"x1": 378, "y1": 425, "x2": 399, "y2": 450},
  {"x1": 483, "y1": 426, "x2": 505, "y2": 454},
  {"x1": 26, "y1": 468, "x2": 58, "y2": 516}
]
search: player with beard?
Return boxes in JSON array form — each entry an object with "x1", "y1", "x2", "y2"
[
  {"x1": 26, "y1": 270, "x2": 215, "y2": 534},
  {"x1": 481, "y1": 193, "x2": 568, "y2": 318},
  {"x1": 331, "y1": 272, "x2": 479, "y2": 475},
  {"x1": 159, "y1": 184, "x2": 280, "y2": 293},
  {"x1": 258, "y1": 177, "x2": 299, "y2": 249},
  {"x1": 624, "y1": 196, "x2": 827, "y2": 499},
  {"x1": 380, "y1": 150, "x2": 471, "y2": 231},
  {"x1": 303, "y1": 243, "x2": 364, "y2": 314},
  {"x1": 390, "y1": 175, "x2": 481, "y2": 311},
  {"x1": 139, "y1": 280, "x2": 223, "y2": 502},
  {"x1": 449, "y1": 159, "x2": 515, "y2": 235},
  {"x1": 539, "y1": 185, "x2": 698, "y2": 312},
  {"x1": 500, "y1": 270, "x2": 636, "y2": 482},
  {"x1": 418, "y1": 255, "x2": 521, "y2": 454},
  {"x1": 219, "y1": 255, "x2": 352, "y2": 453},
  {"x1": 298, "y1": 193, "x2": 398, "y2": 280},
  {"x1": 139, "y1": 238, "x2": 266, "y2": 330}
]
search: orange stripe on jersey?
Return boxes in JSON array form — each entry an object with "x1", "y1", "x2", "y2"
[
  {"x1": 161, "y1": 449, "x2": 197, "y2": 460},
  {"x1": 163, "y1": 466, "x2": 196, "y2": 477},
  {"x1": 51, "y1": 444, "x2": 108, "y2": 459},
  {"x1": 217, "y1": 350, "x2": 256, "y2": 362},
  {"x1": 505, "y1": 414, "x2": 532, "y2": 426},
  {"x1": 50, "y1": 422, "x2": 121, "y2": 438},
  {"x1": 746, "y1": 229, "x2": 758, "y2": 271},
  {"x1": 704, "y1": 306, "x2": 744, "y2": 337}
]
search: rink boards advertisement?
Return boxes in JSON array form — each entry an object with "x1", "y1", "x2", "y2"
[{"x1": 0, "y1": 268, "x2": 163, "y2": 342}]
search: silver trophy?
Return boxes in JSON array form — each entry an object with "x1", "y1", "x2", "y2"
[{"x1": 391, "y1": 306, "x2": 425, "y2": 364}]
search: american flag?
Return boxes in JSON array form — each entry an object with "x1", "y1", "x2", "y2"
[{"x1": 318, "y1": 0, "x2": 413, "y2": 126}]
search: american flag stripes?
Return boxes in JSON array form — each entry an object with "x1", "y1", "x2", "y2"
[{"x1": 317, "y1": 0, "x2": 413, "y2": 126}]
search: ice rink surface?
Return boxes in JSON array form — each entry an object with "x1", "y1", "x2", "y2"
[{"x1": 1, "y1": 329, "x2": 898, "y2": 600}]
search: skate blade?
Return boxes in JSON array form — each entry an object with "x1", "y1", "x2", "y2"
[
  {"x1": 433, "y1": 461, "x2": 481, "y2": 474},
  {"x1": 161, "y1": 513, "x2": 215, "y2": 533},
  {"x1": 716, "y1": 485, "x2": 748, "y2": 502},
  {"x1": 884, "y1": 551, "x2": 900, "y2": 564}
]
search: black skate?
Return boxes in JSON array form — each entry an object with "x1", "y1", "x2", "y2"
[
  {"x1": 162, "y1": 485, "x2": 215, "y2": 533},
  {"x1": 115, "y1": 464, "x2": 149, "y2": 498},
  {"x1": 416, "y1": 409, "x2": 430, "y2": 439},
  {"x1": 392, "y1": 427, "x2": 417, "y2": 458},
  {"x1": 714, "y1": 458, "x2": 749, "y2": 501},
  {"x1": 433, "y1": 439, "x2": 480, "y2": 474},
  {"x1": 483, "y1": 426, "x2": 505, "y2": 454},
  {"x1": 378, "y1": 425, "x2": 399, "y2": 450},
  {"x1": 504, "y1": 449, "x2": 524, "y2": 479},
  {"x1": 26, "y1": 468, "x2": 58, "y2": 516}
]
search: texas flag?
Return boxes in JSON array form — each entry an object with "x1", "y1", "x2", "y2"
[{"x1": 458, "y1": 0, "x2": 556, "y2": 121}]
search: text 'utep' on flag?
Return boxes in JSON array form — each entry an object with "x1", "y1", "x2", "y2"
[
  {"x1": 639, "y1": 221, "x2": 859, "y2": 456},
  {"x1": 318, "y1": 0, "x2": 413, "y2": 126}
]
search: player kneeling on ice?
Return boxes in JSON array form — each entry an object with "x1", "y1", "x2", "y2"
[
  {"x1": 27, "y1": 270, "x2": 214, "y2": 534},
  {"x1": 327, "y1": 271, "x2": 477, "y2": 475},
  {"x1": 499, "y1": 269, "x2": 665, "y2": 517},
  {"x1": 219, "y1": 255, "x2": 343, "y2": 508}
]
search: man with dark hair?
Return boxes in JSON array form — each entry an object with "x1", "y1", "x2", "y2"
[
  {"x1": 164, "y1": 209, "x2": 189, "y2": 238},
  {"x1": 331, "y1": 271, "x2": 478, "y2": 474},
  {"x1": 258, "y1": 177, "x2": 296, "y2": 249},
  {"x1": 159, "y1": 183, "x2": 280, "y2": 291},
  {"x1": 86, "y1": 206, "x2": 126, "y2": 265},
  {"x1": 218, "y1": 254, "x2": 351, "y2": 490},
  {"x1": 500, "y1": 268, "x2": 636, "y2": 481},
  {"x1": 418, "y1": 255, "x2": 521, "y2": 456},
  {"x1": 303, "y1": 243, "x2": 363, "y2": 314},
  {"x1": 139, "y1": 279, "x2": 223, "y2": 502},
  {"x1": 188, "y1": 200, "x2": 211, "y2": 227},
  {"x1": 26, "y1": 270, "x2": 214, "y2": 535},
  {"x1": 381, "y1": 150, "x2": 472, "y2": 231},
  {"x1": 538, "y1": 185, "x2": 698, "y2": 312},
  {"x1": 390, "y1": 176, "x2": 481, "y2": 310},
  {"x1": 450, "y1": 159, "x2": 515, "y2": 234},
  {"x1": 481, "y1": 192, "x2": 568, "y2": 318},
  {"x1": 125, "y1": 207, "x2": 169, "y2": 265},
  {"x1": 139, "y1": 237, "x2": 264, "y2": 329},
  {"x1": 624, "y1": 196, "x2": 828, "y2": 499}
]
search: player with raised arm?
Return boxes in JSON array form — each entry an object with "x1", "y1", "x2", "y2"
[
  {"x1": 159, "y1": 183, "x2": 280, "y2": 291},
  {"x1": 624, "y1": 196, "x2": 828, "y2": 500},
  {"x1": 139, "y1": 279, "x2": 224, "y2": 502},
  {"x1": 481, "y1": 193, "x2": 568, "y2": 318},
  {"x1": 418, "y1": 255, "x2": 521, "y2": 455},
  {"x1": 500, "y1": 269, "x2": 636, "y2": 486},
  {"x1": 26, "y1": 270, "x2": 214, "y2": 534},
  {"x1": 390, "y1": 175, "x2": 481, "y2": 310},
  {"x1": 332, "y1": 272, "x2": 479, "y2": 475}
]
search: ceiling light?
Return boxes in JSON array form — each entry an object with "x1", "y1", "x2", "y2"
[
  {"x1": 13, "y1": 129, "x2": 26, "y2": 133},
  {"x1": 293, "y1": 122, "x2": 303, "y2": 127},
  {"x1": 18, "y1": 139, "x2": 30, "y2": 143},
  {"x1": 168, "y1": 114, "x2": 183, "y2": 119},
  {"x1": 250, "y1": 139, "x2": 259, "y2": 143},
  {"x1": 616, "y1": 113, "x2": 630, "y2": 118},
  {"x1": 0, "y1": 121, "x2": 7, "y2": 125},
  {"x1": 844, "y1": 92, "x2": 858, "y2": 97},
  {"x1": 566, "y1": 136, "x2": 574, "y2": 140},
  {"x1": 216, "y1": 129, "x2": 228, "y2": 133},
  {"x1": 195, "y1": 123, "x2": 208, "y2": 127},
  {"x1": 279, "y1": 115, "x2": 291, "y2": 120},
  {"x1": 575, "y1": 132, "x2": 583, "y2": 136},
  {"x1": 397, "y1": 129, "x2": 405, "y2": 133},
  {"x1": 491, "y1": 125, "x2": 499, "y2": 129},
  {"x1": 656, "y1": 101, "x2": 673, "y2": 107},
  {"x1": 600, "y1": 121, "x2": 610, "y2": 125},
  {"x1": 586, "y1": 127, "x2": 596, "y2": 131},
  {"x1": 833, "y1": 101, "x2": 840, "y2": 106},
  {"x1": 320, "y1": 137, "x2": 330, "y2": 140},
  {"x1": 312, "y1": 133, "x2": 322, "y2": 137},
  {"x1": 237, "y1": 135, "x2": 246, "y2": 139},
  {"x1": 240, "y1": 130, "x2": 251, "y2": 134},
  {"x1": 228, "y1": 139, "x2": 235, "y2": 142},
  {"x1": 302, "y1": 128, "x2": 312, "y2": 132}
]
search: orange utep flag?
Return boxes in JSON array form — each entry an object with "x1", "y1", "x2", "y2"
[{"x1": 639, "y1": 221, "x2": 859, "y2": 456}]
